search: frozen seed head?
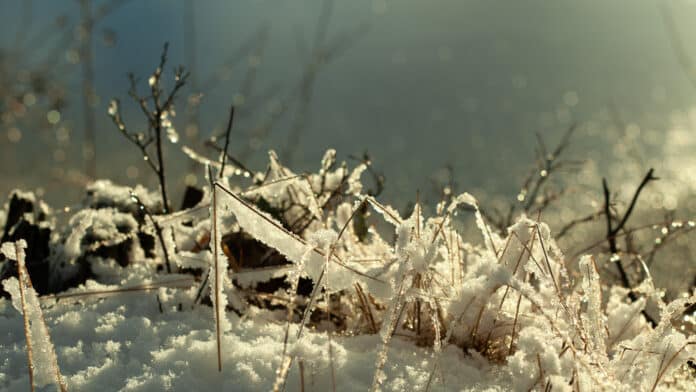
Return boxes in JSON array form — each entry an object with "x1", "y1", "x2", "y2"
[{"x1": 148, "y1": 75, "x2": 156, "y2": 87}]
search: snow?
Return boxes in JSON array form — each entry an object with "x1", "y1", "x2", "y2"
[
  {"x1": 0, "y1": 150, "x2": 694, "y2": 391},
  {"x1": 0, "y1": 293, "x2": 517, "y2": 391},
  {"x1": 84, "y1": 180, "x2": 161, "y2": 213},
  {"x1": 0, "y1": 300, "x2": 501, "y2": 391}
]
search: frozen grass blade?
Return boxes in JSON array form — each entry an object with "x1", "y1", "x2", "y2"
[
  {"x1": 215, "y1": 182, "x2": 384, "y2": 284},
  {"x1": 3, "y1": 243, "x2": 35, "y2": 391},
  {"x1": 42, "y1": 277, "x2": 195, "y2": 302},
  {"x1": 1, "y1": 241, "x2": 68, "y2": 392},
  {"x1": 370, "y1": 276, "x2": 408, "y2": 392},
  {"x1": 210, "y1": 179, "x2": 227, "y2": 372}
]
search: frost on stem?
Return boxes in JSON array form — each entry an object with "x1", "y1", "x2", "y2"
[
  {"x1": 579, "y1": 255, "x2": 607, "y2": 357},
  {"x1": 209, "y1": 180, "x2": 231, "y2": 372},
  {"x1": 1, "y1": 240, "x2": 67, "y2": 392}
]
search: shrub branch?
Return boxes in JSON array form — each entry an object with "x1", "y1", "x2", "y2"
[
  {"x1": 108, "y1": 43, "x2": 189, "y2": 213},
  {"x1": 602, "y1": 168, "x2": 658, "y2": 327}
]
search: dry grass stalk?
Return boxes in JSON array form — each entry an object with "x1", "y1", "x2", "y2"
[
  {"x1": 355, "y1": 282, "x2": 377, "y2": 333},
  {"x1": 299, "y1": 359, "x2": 306, "y2": 392},
  {"x1": 42, "y1": 277, "x2": 194, "y2": 302},
  {"x1": 14, "y1": 243, "x2": 36, "y2": 392},
  {"x1": 212, "y1": 181, "x2": 223, "y2": 372},
  {"x1": 8, "y1": 242, "x2": 68, "y2": 392},
  {"x1": 649, "y1": 342, "x2": 695, "y2": 392}
]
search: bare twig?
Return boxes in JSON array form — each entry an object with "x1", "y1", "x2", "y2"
[
  {"x1": 219, "y1": 105, "x2": 236, "y2": 179},
  {"x1": 130, "y1": 191, "x2": 173, "y2": 273},
  {"x1": 108, "y1": 43, "x2": 190, "y2": 213},
  {"x1": 483, "y1": 123, "x2": 580, "y2": 232},
  {"x1": 555, "y1": 210, "x2": 605, "y2": 239},
  {"x1": 602, "y1": 169, "x2": 658, "y2": 327}
]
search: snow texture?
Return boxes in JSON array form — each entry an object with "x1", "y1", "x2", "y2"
[{"x1": 0, "y1": 150, "x2": 694, "y2": 391}]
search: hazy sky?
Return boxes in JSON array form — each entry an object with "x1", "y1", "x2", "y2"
[{"x1": 3, "y1": 0, "x2": 696, "y2": 207}]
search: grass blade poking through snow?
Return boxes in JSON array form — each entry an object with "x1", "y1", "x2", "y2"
[
  {"x1": 210, "y1": 177, "x2": 232, "y2": 372},
  {"x1": 1, "y1": 240, "x2": 68, "y2": 392}
]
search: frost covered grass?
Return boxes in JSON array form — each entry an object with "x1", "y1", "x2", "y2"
[
  {"x1": 0, "y1": 150, "x2": 694, "y2": 391},
  {"x1": 2, "y1": 240, "x2": 67, "y2": 391}
]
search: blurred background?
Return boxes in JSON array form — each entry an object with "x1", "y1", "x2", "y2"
[
  {"x1": 3, "y1": 1, "x2": 696, "y2": 293},
  {"x1": 3, "y1": 0, "x2": 696, "y2": 205}
]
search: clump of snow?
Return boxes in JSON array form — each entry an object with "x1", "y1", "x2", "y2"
[{"x1": 84, "y1": 180, "x2": 162, "y2": 213}]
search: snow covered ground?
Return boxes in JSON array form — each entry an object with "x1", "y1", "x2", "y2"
[
  {"x1": 0, "y1": 151, "x2": 694, "y2": 391},
  {"x1": 1, "y1": 243, "x2": 693, "y2": 391},
  {"x1": 0, "y1": 279, "x2": 505, "y2": 391}
]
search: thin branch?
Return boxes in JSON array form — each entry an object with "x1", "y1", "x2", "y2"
[
  {"x1": 555, "y1": 210, "x2": 604, "y2": 239},
  {"x1": 602, "y1": 169, "x2": 658, "y2": 327},
  {"x1": 219, "y1": 105, "x2": 235, "y2": 179},
  {"x1": 108, "y1": 43, "x2": 189, "y2": 213},
  {"x1": 130, "y1": 191, "x2": 172, "y2": 273}
]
